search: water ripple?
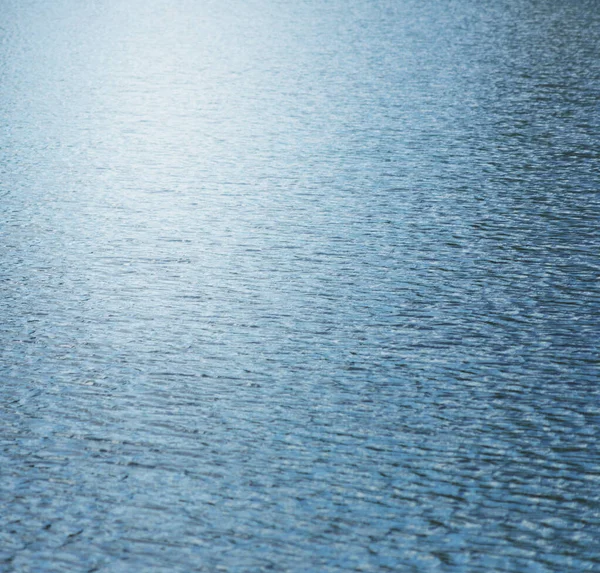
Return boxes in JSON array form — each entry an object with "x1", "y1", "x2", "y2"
[{"x1": 1, "y1": 0, "x2": 599, "y2": 571}]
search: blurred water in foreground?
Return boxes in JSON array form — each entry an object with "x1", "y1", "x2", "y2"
[{"x1": 1, "y1": 0, "x2": 599, "y2": 571}]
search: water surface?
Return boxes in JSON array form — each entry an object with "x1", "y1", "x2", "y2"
[{"x1": 1, "y1": 0, "x2": 599, "y2": 571}]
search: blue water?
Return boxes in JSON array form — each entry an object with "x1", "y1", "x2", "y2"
[{"x1": 1, "y1": 0, "x2": 599, "y2": 571}]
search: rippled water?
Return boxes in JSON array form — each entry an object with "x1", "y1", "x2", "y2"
[{"x1": 1, "y1": 0, "x2": 599, "y2": 571}]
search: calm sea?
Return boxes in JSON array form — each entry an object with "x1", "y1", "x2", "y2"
[{"x1": 1, "y1": 0, "x2": 599, "y2": 571}]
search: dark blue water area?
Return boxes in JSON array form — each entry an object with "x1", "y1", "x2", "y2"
[{"x1": 1, "y1": 0, "x2": 599, "y2": 571}]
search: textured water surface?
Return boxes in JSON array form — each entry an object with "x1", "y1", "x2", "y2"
[{"x1": 1, "y1": 0, "x2": 599, "y2": 571}]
